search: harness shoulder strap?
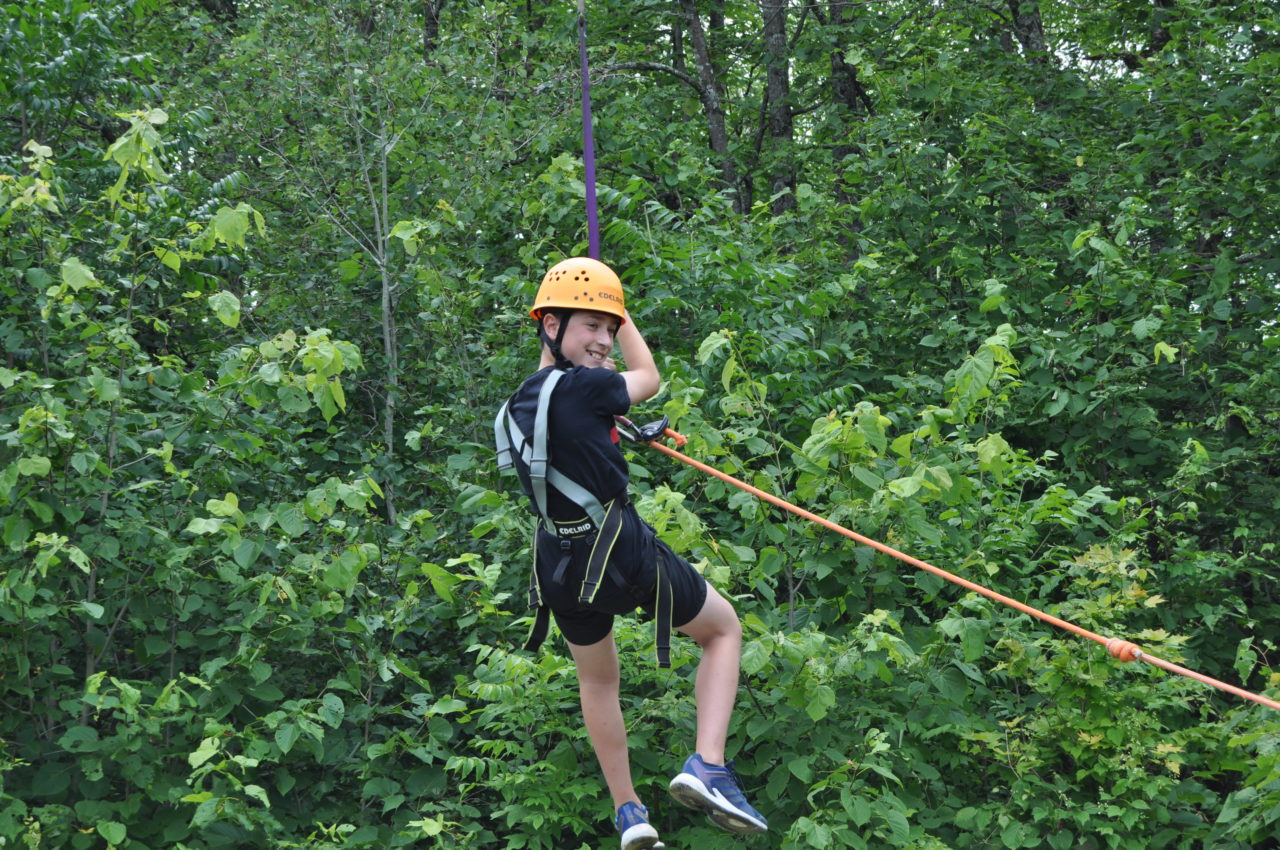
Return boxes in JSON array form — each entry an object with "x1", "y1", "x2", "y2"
[
  {"x1": 528, "y1": 368, "x2": 562, "y2": 526},
  {"x1": 494, "y1": 399, "x2": 516, "y2": 472},
  {"x1": 494, "y1": 370, "x2": 607, "y2": 528}
]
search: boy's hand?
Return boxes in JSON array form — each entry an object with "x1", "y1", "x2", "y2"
[{"x1": 602, "y1": 356, "x2": 618, "y2": 371}]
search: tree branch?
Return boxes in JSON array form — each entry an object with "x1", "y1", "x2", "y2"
[{"x1": 603, "y1": 61, "x2": 703, "y2": 96}]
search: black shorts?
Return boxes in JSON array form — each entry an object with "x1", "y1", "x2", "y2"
[{"x1": 535, "y1": 501, "x2": 709, "y2": 647}]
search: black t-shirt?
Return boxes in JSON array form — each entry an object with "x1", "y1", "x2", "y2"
[{"x1": 507, "y1": 365, "x2": 632, "y2": 520}]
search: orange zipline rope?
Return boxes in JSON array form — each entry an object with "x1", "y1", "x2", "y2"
[{"x1": 637, "y1": 424, "x2": 1280, "y2": 712}]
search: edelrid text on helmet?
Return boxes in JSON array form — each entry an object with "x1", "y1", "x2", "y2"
[{"x1": 530, "y1": 257, "x2": 627, "y2": 325}]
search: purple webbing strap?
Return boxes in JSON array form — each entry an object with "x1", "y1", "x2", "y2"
[{"x1": 578, "y1": 9, "x2": 601, "y2": 260}]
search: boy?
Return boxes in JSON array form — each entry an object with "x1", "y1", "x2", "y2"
[{"x1": 494, "y1": 257, "x2": 768, "y2": 849}]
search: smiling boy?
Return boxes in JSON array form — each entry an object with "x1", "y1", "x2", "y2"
[{"x1": 494, "y1": 258, "x2": 768, "y2": 849}]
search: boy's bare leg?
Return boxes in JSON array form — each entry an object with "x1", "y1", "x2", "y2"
[
  {"x1": 568, "y1": 632, "x2": 641, "y2": 811},
  {"x1": 674, "y1": 584, "x2": 742, "y2": 766}
]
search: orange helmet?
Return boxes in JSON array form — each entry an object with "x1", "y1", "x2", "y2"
[{"x1": 529, "y1": 257, "x2": 627, "y2": 325}]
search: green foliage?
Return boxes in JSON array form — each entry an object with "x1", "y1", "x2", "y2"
[{"x1": 2, "y1": 0, "x2": 1278, "y2": 848}]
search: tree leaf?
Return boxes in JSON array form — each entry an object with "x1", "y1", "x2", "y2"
[
  {"x1": 97, "y1": 822, "x2": 127, "y2": 846},
  {"x1": 209, "y1": 291, "x2": 241, "y2": 327},
  {"x1": 233, "y1": 538, "x2": 263, "y2": 569},
  {"x1": 17, "y1": 456, "x2": 51, "y2": 477},
  {"x1": 189, "y1": 736, "x2": 219, "y2": 768},
  {"x1": 882, "y1": 807, "x2": 910, "y2": 843},
  {"x1": 243, "y1": 784, "x2": 271, "y2": 807},
  {"x1": 206, "y1": 493, "x2": 241, "y2": 517},
  {"x1": 805, "y1": 683, "x2": 836, "y2": 722},
  {"x1": 852, "y1": 465, "x2": 883, "y2": 491},
  {"x1": 278, "y1": 385, "x2": 311, "y2": 413},
  {"x1": 211, "y1": 205, "x2": 250, "y2": 247},
  {"x1": 78, "y1": 601, "x2": 105, "y2": 619},
  {"x1": 3, "y1": 514, "x2": 32, "y2": 548},
  {"x1": 887, "y1": 473, "x2": 922, "y2": 499},
  {"x1": 276, "y1": 503, "x2": 306, "y2": 537},
  {"x1": 275, "y1": 723, "x2": 300, "y2": 755},
  {"x1": 185, "y1": 517, "x2": 224, "y2": 535},
  {"x1": 1153, "y1": 341, "x2": 1178, "y2": 364},
  {"x1": 1002, "y1": 819, "x2": 1029, "y2": 849},
  {"x1": 696, "y1": 330, "x2": 730, "y2": 364},
  {"x1": 155, "y1": 246, "x2": 182, "y2": 272},
  {"x1": 1132, "y1": 316, "x2": 1161, "y2": 340},
  {"x1": 60, "y1": 257, "x2": 99, "y2": 292}
]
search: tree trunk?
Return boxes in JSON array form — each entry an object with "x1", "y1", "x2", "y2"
[
  {"x1": 678, "y1": 0, "x2": 742, "y2": 213},
  {"x1": 760, "y1": 0, "x2": 795, "y2": 215},
  {"x1": 670, "y1": 11, "x2": 686, "y2": 76},
  {"x1": 524, "y1": 0, "x2": 543, "y2": 77},
  {"x1": 344, "y1": 98, "x2": 401, "y2": 525},
  {"x1": 424, "y1": 1, "x2": 443, "y2": 58},
  {"x1": 1007, "y1": 0, "x2": 1048, "y2": 62},
  {"x1": 197, "y1": 0, "x2": 237, "y2": 21},
  {"x1": 375, "y1": 122, "x2": 399, "y2": 526},
  {"x1": 379, "y1": 257, "x2": 399, "y2": 526},
  {"x1": 1151, "y1": 0, "x2": 1174, "y2": 53},
  {"x1": 826, "y1": 1, "x2": 874, "y2": 223}
]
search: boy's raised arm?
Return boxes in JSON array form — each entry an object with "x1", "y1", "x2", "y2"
[{"x1": 616, "y1": 311, "x2": 660, "y2": 404}]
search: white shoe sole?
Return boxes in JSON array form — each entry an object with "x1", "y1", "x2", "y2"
[
  {"x1": 620, "y1": 822, "x2": 659, "y2": 850},
  {"x1": 668, "y1": 773, "x2": 768, "y2": 834}
]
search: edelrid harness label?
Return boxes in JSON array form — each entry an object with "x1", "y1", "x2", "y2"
[{"x1": 557, "y1": 520, "x2": 594, "y2": 536}]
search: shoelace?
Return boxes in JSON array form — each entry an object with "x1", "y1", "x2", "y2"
[{"x1": 720, "y1": 761, "x2": 746, "y2": 793}]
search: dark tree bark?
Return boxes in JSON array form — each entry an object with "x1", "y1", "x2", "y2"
[
  {"x1": 760, "y1": 0, "x2": 795, "y2": 215},
  {"x1": 523, "y1": 0, "x2": 543, "y2": 76},
  {"x1": 1151, "y1": 0, "x2": 1174, "y2": 53},
  {"x1": 678, "y1": 0, "x2": 743, "y2": 212},
  {"x1": 424, "y1": 1, "x2": 444, "y2": 58},
  {"x1": 196, "y1": 0, "x2": 237, "y2": 21},
  {"x1": 709, "y1": 0, "x2": 725, "y2": 33},
  {"x1": 1007, "y1": 0, "x2": 1048, "y2": 62},
  {"x1": 355, "y1": 1, "x2": 379, "y2": 37},
  {"x1": 826, "y1": 1, "x2": 874, "y2": 219},
  {"x1": 670, "y1": 11, "x2": 686, "y2": 76},
  {"x1": 1084, "y1": 0, "x2": 1177, "y2": 68}
]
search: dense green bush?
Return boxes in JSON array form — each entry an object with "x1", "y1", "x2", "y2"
[{"x1": 3, "y1": 1, "x2": 1277, "y2": 848}]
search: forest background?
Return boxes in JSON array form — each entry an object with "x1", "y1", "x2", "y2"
[{"x1": 2, "y1": 0, "x2": 1278, "y2": 848}]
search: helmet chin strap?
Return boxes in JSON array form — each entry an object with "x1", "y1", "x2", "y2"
[{"x1": 540, "y1": 310, "x2": 575, "y2": 370}]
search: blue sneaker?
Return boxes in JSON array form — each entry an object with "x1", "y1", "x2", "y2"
[
  {"x1": 668, "y1": 754, "x2": 768, "y2": 834},
  {"x1": 614, "y1": 801, "x2": 660, "y2": 850}
]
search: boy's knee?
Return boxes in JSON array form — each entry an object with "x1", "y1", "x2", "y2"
[
  {"x1": 703, "y1": 609, "x2": 742, "y2": 647},
  {"x1": 711, "y1": 593, "x2": 743, "y2": 636},
  {"x1": 723, "y1": 615, "x2": 743, "y2": 646},
  {"x1": 577, "y1": 671, "x2": 622, "y2": 696}
]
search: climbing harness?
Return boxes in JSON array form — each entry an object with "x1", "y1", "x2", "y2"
[
  {"x1": 629, "y1": 424, "x2": 1280, "y2": 713},
  {"x1": 495, "y1": 370, "x2": 674, "y2": 666}
]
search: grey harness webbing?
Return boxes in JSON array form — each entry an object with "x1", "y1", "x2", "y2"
[
  {"x1": 494, "y1": 369, "x2": 673, "y2": 667},
  {"x1": 495, "y1": 369, "x2": 605, "y2": 529}
]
